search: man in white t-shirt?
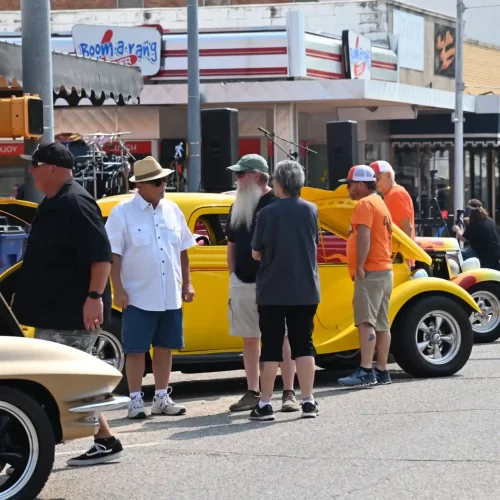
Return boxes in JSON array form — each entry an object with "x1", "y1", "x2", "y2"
[{"x1": 105, "y1": 157, "x2": 197, "y2": 420}]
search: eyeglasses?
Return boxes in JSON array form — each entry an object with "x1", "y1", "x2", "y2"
[
  {"x1": 235, "y1": 170, "x2": 257, "y2": 179},
  {"x1": 144, "y1": 178, "x2": 165, "y2": 187},
  {"x1": 31, "y1": 161, "x2": 48, "y2": 168}
]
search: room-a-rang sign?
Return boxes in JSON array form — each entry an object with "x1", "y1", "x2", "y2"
[{"x1": 72, "y1": 25, "x2": 162, "y2": 76}]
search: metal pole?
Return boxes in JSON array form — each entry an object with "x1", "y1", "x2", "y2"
[
  {"x1": 454, "y1": 0, "x2": 465, "y2": 215},
  {"x1": 21, "y1": 0, "x2": 54, "y2": 203},
  {"x1": 187, "y1": 0, "x2": 201, "y2": 192}
]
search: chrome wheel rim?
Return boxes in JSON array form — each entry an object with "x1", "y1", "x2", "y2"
[
  {"x1": 0, "y1": 402, "x2": 39, "y2": 499},
  {"x1": 415, "y1": 310, "x2": 461, "y2": 365},
  {"x1": 92, "y1": 330, "x2": 125, "y2": 372},
  {"x1": 470, "y1": 291, "x2": 500, "y2": 334}
]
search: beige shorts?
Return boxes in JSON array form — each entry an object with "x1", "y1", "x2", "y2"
[
  {"x1": 353, "y1": 270, "x2": 393, "y2": 332},
  {"x1": 228, "y1": 273, "x2": 261, "y2": 338}
]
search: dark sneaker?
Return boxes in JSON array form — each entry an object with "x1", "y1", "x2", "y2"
[
  {"x1": 281, "y1": 390, "x2": 300, "y2": 412},
  {"x1": 375, "y1": 368, "x2": 392, "y2": 385},
  {"x1": 229, "y1": 390, "x2": 260, "y2": 412},
  {"x1": 67, "y1": 438, "x2": 123, "y2": 467},
  {"x1": 249, "y1": 404, "x2": 275, "y2": 421},
  {"x1": 338, "y1": 367, "x2": 377, "y2": 388},
  {"x1": 301, "y1": 401, "x2": 319, "y2": 419}
]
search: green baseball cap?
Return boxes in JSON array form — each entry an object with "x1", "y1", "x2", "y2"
[{"x1": 227, "y1": 154, "x2": 269, "y2": 173}]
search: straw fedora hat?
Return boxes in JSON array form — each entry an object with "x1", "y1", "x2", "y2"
[{"x1": 129, "y1": 156, "x2": 174, "y2": 183}]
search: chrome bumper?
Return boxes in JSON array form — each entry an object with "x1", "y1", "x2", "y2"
[{"x1": 69, "y1": 395, "x2": 130, "y2": 417}]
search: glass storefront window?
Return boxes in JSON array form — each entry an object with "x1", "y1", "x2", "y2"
[
  {"x1": 394, "y1": 145, "x2": 452, "y2": 218},
  {"x1": 465, "y1": 147, "x2": 493, "y2": 211},
  {"x1": 306, "y1": 144, "x2": 328, "y2": 189}
]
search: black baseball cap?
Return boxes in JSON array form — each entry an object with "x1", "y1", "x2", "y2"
[{"x1": 21, "y1": 142, "x2": 74, "y2": 169}]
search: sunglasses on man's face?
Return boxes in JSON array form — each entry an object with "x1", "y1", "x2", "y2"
[
  {"x1": 235, "y1": 170, "x2": 257, "y2": 179},
  {"x1": 144, "y1": 178, "x2": 165, "y2": 187},
  {"x1": 31, "y1": 161, "x2": 48, "y2": 168}
]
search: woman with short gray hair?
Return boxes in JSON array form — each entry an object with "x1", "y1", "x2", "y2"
[{"x1": 250, "y1": 159, "x2": 321, "y2": 421}]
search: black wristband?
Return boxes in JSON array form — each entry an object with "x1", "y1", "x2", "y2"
[{"x1": 88, "y1": 291, "x2": 103, "y2": 299}]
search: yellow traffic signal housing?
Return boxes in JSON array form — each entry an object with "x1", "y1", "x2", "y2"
[{"x1": 0, "y1": 94, "x2": 44, "y2": 139}]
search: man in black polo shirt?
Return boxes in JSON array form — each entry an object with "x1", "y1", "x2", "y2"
[
  {"x1": 226, "y1": 154, "x2": 298, "y2": 413},
  {"x1": 13, "y1": 142, "x2": 123, "y2": 467}
]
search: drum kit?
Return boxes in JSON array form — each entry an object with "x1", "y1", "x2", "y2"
[{"x1": 55, "y1": 131, "x2": 135, "y2": 199}]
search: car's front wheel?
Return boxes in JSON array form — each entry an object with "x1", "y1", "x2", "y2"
[
  {"x1": 468, "y1": 282, "x2": 500, "y2": 343},
  {"x1": 391, "y1": 296, "x2": 474, "y2": 378},
  {"x1": 92, "y1": 329, "x2": 125, "y2": 373},
  {"x1": 0, "y1": 387, "x2": 55, "y2": 500}
]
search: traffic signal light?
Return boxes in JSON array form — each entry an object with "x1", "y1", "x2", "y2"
[{"x1": 0, "y1": 94, "x2": 44, "y2": 139}]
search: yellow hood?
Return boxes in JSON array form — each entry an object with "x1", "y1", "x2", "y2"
[{"x1": 301, "y1": 186, "x2": 432, "y2": 266}]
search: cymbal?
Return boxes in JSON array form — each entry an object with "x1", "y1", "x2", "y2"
[{"x1": 55, "y1": 132, "x2": 83, "y2": 143}]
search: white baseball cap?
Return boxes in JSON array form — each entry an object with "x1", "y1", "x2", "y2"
[
  {"x1": 338, "y1": 165, "x2": 376, "y2": 183},
  {"x1": 370, "y1": 160, "x2": 395, "y2": 175}
]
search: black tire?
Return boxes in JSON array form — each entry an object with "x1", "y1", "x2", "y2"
[
  {"x1": 315, "y1": 351, "x2": 396, "y2": 371},
  {"x1": 316, "y1": 350, "x2": 361, "y2": 370},
  {"x1": 0, "y1": 386, "x2": 55, "y2": 500},
  {"x1": 391, "y1": 295, "x2": 474, "y2": 378},
  {"x1": 467, "y1": 282, "x2": 500, "y2": 343}
]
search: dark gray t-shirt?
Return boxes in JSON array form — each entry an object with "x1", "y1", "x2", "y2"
[{"x1": 251, "y1": 197, "x2": 320, "y2": 306}]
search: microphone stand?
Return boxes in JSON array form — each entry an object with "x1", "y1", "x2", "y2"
[{"x1": 257, "y1": 127, "x2": 317, "y2": 165}]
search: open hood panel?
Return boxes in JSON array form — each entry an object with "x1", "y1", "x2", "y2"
[
  {"x1": 301, "y1": 186, "x2": 432, "y2": 265},
  {"x1": 0, "y1": 199, "x2": 38, "y2": 226}
]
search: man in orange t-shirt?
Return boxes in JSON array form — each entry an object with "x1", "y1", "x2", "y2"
[
  {"x1": 371, "y1": 160, "x2": 415, "y2": 268},
  {"x1": 337, "y1": 165, "x2": 394, "y2": 388}
]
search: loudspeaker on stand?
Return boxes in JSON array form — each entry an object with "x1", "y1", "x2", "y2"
[
  {"x1": 326, "y1": 120, "x2": 358, "y2": 190},
  {"x1": 201, "y1": 108, "x2": 239, "y2": 192}
]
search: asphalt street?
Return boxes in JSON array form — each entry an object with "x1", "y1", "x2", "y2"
[{"x1": 39, "y1": 342, "x2": 500, "y2": 500}]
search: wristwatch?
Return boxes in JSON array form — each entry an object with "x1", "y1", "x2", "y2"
[{"x1": 88, "y1": 291, "x2": 103, "y2": 299}]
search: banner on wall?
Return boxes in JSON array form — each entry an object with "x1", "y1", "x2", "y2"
[
  {"x1": 434, "y1": 23, "x2": 456, "y2": 78},
  {"x1": 72, "y1": 25, "x2": 162, "y2": 76},
  {"x1": 341, "y1": 30, "x2": 372, "y2": 80},
  {"x1": 0, "y1": 143, "x2": 24, "y2": 156}
]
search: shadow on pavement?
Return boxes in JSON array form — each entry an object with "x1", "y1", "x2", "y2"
[{"x1": 107, "y1": 365, "x2": 464, "y2": 435}]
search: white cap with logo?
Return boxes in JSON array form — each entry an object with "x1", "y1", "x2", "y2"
[
  {"x1": 338, "y1": 165, "x2": 376, "y2": 183},
  {"x1": 370, "y1": 160, "x2": 395, "y2": 175}
]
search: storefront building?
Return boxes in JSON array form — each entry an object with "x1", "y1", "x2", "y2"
[
  {"x1": 0, "y1": 39, "x2": 143, "y2": 196},
  {"x1": 0, "y1": 3, "x2": 498, "y2": 216}
]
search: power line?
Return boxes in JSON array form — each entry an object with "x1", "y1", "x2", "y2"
[{"x1": 466, "y1": 4, "x2": 500, "y2": 9}]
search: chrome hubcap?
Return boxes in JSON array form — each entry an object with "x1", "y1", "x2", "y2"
[
  {"x1": 92, "y1": 330, "x2": 125, "y2": 372},
  {"x1": 416, "y1": 310, "x2": 461, "y2": 365},
  {"x1": 0, "y1": 402, "x2": 39, "y2": 498},
  {"x1": 470, "y1": 291, "x2": 500, "y2": 334}
]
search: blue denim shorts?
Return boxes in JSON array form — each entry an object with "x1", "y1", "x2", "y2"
[{"x1": 121, "y1": 305, "x2": 184, "y2": 354}]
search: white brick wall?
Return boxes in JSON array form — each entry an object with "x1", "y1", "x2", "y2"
[{"x1": 0, "y1": 1, "x2": 388, "y2": 37}]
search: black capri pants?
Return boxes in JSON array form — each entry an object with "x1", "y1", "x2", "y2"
[{"x1": 258, "y1": 304, "x2": 318, "y2": 362}]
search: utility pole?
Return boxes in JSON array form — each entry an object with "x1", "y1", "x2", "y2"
[
  {"x1": 21, "y1": 0, "x2": 54, "y2": 203},
  {"x1": 454, "y1": 0, "x2": 465, "y2": 216},
  {"x1": 187, "y1": 0, "x2": 201, "y2": 192}
]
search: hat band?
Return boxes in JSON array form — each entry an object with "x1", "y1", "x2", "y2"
[{"x1": 135, "y1": 170, "x2": 164, "y2": 181}]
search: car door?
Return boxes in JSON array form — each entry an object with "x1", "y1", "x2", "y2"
[{"x1": 182, "y1": 205, "x2": 243, "y2": 352}]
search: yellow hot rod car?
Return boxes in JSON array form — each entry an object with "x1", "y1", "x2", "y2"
[{"x1": 0, "y1": 185, "x2": 481, "y2": 390}]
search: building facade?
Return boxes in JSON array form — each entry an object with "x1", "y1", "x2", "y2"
[{"x1": 0, "y1": 0, "x2": 499, "y2": 228}]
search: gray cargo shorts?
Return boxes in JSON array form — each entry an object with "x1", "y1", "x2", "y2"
[{"x1": 34, "y1": 328, "x2": 99, "y2": 354}]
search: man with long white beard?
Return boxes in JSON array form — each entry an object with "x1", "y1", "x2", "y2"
[{"x1": 226, "y1": 154, "x2": 299, "y2": 413}]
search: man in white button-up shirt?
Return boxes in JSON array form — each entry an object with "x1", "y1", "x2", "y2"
[{"x1": 105, "y1": 157, "x2": 196, "y2": 420}]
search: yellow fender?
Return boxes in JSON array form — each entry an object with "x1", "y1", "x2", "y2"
[
  {"x1": 451, "y1": 268, "x2": 500, "y2": 291},
  {"x1": 389, "y1": 277, "x2": 481, "y2": 323}
]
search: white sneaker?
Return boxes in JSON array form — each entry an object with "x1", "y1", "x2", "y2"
[
  {"x1": 128, "y1": 393, "x2": 147, "y2": 419},
  {"x1": 151, "y1": 387, "x2": 186, "y2": 416}
]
